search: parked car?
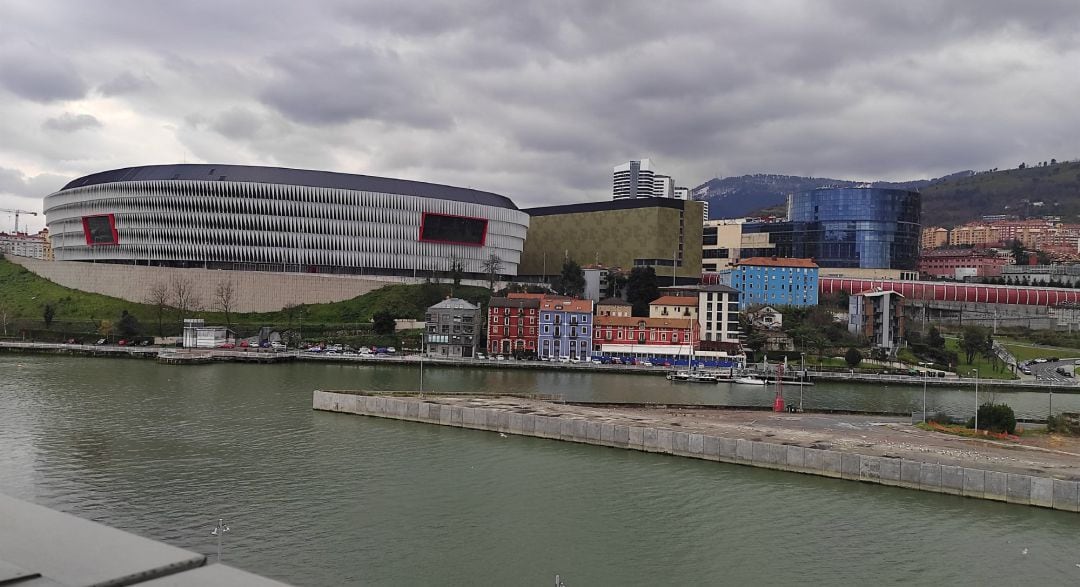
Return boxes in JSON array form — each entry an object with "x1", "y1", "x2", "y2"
[
  {"x1": 387, "y1": 347, "x2": 397, "y2": 354},
  {"x1": 218, "y1": 342, "x2": 236, "y2": 349},
  {"x1": 270, "y1": 341, "x2": 286, "y2": 350},
  {"x1": 642, "y1": 361, "x2": 653, "y2": 367},
  {"x1": 475, "y1": 352, "x2": 486, "y2": 360}
]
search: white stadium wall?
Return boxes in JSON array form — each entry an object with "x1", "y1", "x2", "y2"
[{"x1": 43, "y1": 165, "x2": 530, "y2": 279}]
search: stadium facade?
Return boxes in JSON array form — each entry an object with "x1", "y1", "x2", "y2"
[{"x1": 43, "y1": 164, "x2": 530, "y2": 279}]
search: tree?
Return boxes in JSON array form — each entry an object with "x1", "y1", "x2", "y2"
[
  {"x1": 0, "y1": 301, "x2": 10, "y2": 336},
  {"x1": 144, "y1": 280, "x2": 170, "y2": 336},
  {"x1": 117, "y1": 310, "x2": 141, "y2": 339},
  {"x1": 43, "y1": 303, "x2": 55, "y2": 329},
  {"x1": 1008, "y1": 239, "x2": 1026, "y2": 266},
  {"x1": 372, "y1": 311, "x2": 396, "y2": 335},
  {"x1": 606, "y1": 269, "x2": 629, "y2": 299},
  {"x1": 1018, "y1": 162, "x2": 1026, "y2": 169},
  {"x1": 449, "y1": 257, "x2": 464, "y2": 287},
  {"x1": 213, "y1": 280, "x2": 236, "y2": 328},
  {"x1": 481, "y1": 254, "x2": 503, "y2": 291},
  {"x1": 98, "y1": 319, "x2": 113, "y2": 341},
  {"x1": 959, "y1": 325, "x2": 991, "y2": 364},
  {"x1": 554, "y1": 259, "x2": 585, "y2": 297},
  {"x1": 844, "y1": 347, "x2": 863, "y2": 368},
  {"x1": 169, "y1": 275, "x2": 202, "y2": 323},
  {"x1": 926, "y1": 326, "x2": 945, "y2": 350},
  {"x1": 625, "y1": 267, "x2": 659, "y2": 317}
]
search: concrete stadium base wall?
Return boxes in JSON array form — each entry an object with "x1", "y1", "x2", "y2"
[
  {"x1": 6, "y1": 256, "x2": 404, "y2": 312},
  {"x1": 313, "y1": 391, "x2": 1080, "y2": 513}
]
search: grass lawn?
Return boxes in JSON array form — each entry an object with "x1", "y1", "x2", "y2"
[
  {"x1": 999, "y1": 340, "x2": 1080, "y2": 362},
  {"x1": 945, "y1": 339, "x2": 1018, "y2": 380}
]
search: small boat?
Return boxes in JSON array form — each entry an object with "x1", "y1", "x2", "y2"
[
  {"x1": 667, "y1": 371, "x2": 720, "y2": 383},
  {"x1": 734, "y1": 376, "x2": 768, "y2": 386}
]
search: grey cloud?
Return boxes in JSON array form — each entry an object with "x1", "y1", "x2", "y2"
[
  {"x1": 210, "y1": 107, "x2": 264, "y2": 141},
  {"x1": 42, "y1": 112, "x2": 103, "y2": 133},
  {"x1": 98, "y1": 71, "x2": 154, "y2": 96},
  {"x1": 3, "y1": 1, "x2": 1080, "y2": 209},
  {"x1": 0, "y1": 167, "x2": 69, "y2": 196},
  {"x1": 0, "y1": 43, "x2": 87, "y2": 102},
  {"x1": 260, "y1": 45, "x2": 453, "y2": 129}
]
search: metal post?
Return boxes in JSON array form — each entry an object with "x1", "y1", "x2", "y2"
[
  {"x1": 972, "y1": 369, "x2": 979, "y2": 431},
  {"x1": 922, "y1": 369, "x2": 927, "y2": 423},
  {"x1": 419, "y1": 336, "x2": 425, "y2": 392}
]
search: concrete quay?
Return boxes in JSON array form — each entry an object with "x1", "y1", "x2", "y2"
[{"x1": 313, "y1": 390, "x2": 1080, "y2": 513}]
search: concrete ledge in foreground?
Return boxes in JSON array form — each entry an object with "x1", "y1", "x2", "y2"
[{"x1": 313, "y1": 390, "x2": 1080, "y2": 514}]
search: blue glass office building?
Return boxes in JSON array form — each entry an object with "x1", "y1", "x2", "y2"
[{"x1": 742, "y1": 187, "x2": 920, "y2": 270}]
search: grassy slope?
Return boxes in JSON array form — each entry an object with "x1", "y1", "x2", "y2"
[
  {"x1": 945, "y1": 339, "x2": 1017, "y2": 380},
  {"x1": 0, "y1": 257, "x2": 491, "y2": 329},
  {"x1": 0, "y1": 258, "x2": 162, "y2": 326},
  {"x1": 922, "y1": 161, "x2": 1080, "y2": 227}
]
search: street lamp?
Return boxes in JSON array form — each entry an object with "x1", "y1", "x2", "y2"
[
  {"x1": 210, "y1": 518, "x2": 230, "y2": 563},
  {"x1": 922, "y1": 369, "x2": 928, "y2": 423},
  {"x1": 970, "y1": 369, "x2": 979, "y2": 432}
]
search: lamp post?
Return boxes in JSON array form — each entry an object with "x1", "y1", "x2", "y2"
[
  {"x1": 971, "y1": 369, "x2": 979, "y2": 431},
  {"x1": 210, "y1": 518, "x2": 230, "y2": 563},
  {"x1": 922, "y1": 369, "x2": 928, "y2": 423},
  {"x1": 799, "y1": 353, "x2": 805, "y2": 412},
  {"x1": 419, "y1": 334, "x2": 425, "y2": 392}
]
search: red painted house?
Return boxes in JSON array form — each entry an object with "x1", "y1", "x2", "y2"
[
  {"x1": 592, "y1": 315, "x2": 699, "y2": 352},
  {"x1": 487, "y1": 296, "x2": 540, "y2": 356}
]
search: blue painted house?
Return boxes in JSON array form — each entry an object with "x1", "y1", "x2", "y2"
[
  {"x1": 726, "y1": 257, "x2": 819, "y2": 309},
  {"x1": 537, "y1": 298, "x2": 594, "y2": 361}
]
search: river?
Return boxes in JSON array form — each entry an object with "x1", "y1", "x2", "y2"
[{"x1": 1, "y1": 355, "x2": 1078, "y2": 585}]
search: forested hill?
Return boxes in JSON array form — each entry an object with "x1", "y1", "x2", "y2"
[
  {"x1": 700, "y1": 160, "x2": 1080, "y2": 226},
  {"x1": 920, "y1": 160, "x2": 1080, "y2": 227},
  {"x1": 694, "y1": 172, "x2": 966, "y2": 219}
]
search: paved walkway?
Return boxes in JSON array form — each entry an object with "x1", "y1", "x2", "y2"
[{"x1": 402, "y1": 395, "x2": 1080, "y2": 480}]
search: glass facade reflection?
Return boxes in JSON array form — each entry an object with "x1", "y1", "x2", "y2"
[{"x1": 741, "y1": 187, "x2": 921, "y2": 270}]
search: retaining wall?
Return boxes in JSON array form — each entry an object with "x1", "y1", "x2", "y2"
[
  {"x1": 6, "y1": 256, "x2": 398, "y2": 312},
  {"x1": 313, "y1": 390, "x2": 1080, "y2": 513}
]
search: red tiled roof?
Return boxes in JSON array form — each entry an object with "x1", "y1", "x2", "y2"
[
  {"x1": 649, "y1": 295, "x2": 697, "y2": 306},
  {"x1": 735, "y1": 257, "x2": 818, "y2": 268},
  {"x1": 540, "y1": 299, "x2": 593, "y2": 313}
]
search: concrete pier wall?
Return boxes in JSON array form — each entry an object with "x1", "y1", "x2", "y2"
[{"x1": 313, "y1": 391, "x2": 1080, "y2": 513}]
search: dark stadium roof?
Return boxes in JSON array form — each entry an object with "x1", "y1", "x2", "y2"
[
  {"x1": 60, "y1": 164, "x2": 518, "y2": 210},
  {"x1": 525, "y1": 197, "x2": 689, "y2": 217}
]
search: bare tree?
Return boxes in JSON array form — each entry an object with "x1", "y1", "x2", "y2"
[
  {"x1": 481, "y1": 253, "x2": 503, "y2": 291},
  {"x1": 169, "y1": 275, "x2": 202, "y2": 324},
  {"x1": 0, "y1": 301, "x2": 11, "y2": 336},
  {"x1": 144, "y1": 280, "x2": 171, "y2": 336},
  {"x1": 213, "y1": 280, "x2": 236, "y2": 327}
]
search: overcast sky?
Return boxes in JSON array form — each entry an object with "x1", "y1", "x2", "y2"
[{"x1": 3, "y1": 0, "x2": 1080, "y2": 232}]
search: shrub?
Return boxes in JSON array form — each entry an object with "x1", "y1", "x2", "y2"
[
  {"x1": 971, "y1": 402, "x2": 1017, "y2": 434},
  {"x1": 844, "y1": 347, "x2": 863, "y2": 368}
]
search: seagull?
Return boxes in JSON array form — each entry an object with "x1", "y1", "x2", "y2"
[
  {"x1": 1021, "y1": 548, "x2": 1028, "y2": 555},
  {"x1": 499, "y1": 433, "x2": 508, "y2": 438}
]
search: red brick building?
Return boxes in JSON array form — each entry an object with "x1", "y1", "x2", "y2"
[
  {"x1": 487, "y1": 297, "x2": 540, "y2": 356},
  {"x1": 592, "y1": 316, "x2": 699, "y2": 352},
  {"x1": 917, "y1": 249, "x2": 1010, "y2": 279}
]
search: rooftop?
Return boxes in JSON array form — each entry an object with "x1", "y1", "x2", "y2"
[
  {"x1": 735, "y1": 257, "x2": 819, "y2": 269},
  {"x1": 58, "y1": 164, "x2": 518, "y2": 210},
  {"x1": 539, "y1": 299, "x2": 593, "y2": 313},
  {"x1": 597, "y1": 297, "x2": 631, "y2": 306},
  {"x1": 649, "y1": 295, "x2": 698, "y2": 306},
  {"x1": 488, "y1": 297, "x2": 540, "y2": 309},
  {"x1": 429, "y1": 298, "x2": 479, "y2": 311}
]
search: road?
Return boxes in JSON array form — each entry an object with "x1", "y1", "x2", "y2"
[{"x1": 1026, "y1": 358, "x2": 1080, "y2": 385}]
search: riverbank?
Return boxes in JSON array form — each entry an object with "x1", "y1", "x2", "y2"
[
  {"x1": 4, "y1": 340, "x2": 1080, "y2": 392},
  {"x1": 314, "y1": 390, "x2": 1080, "y2": 513}
]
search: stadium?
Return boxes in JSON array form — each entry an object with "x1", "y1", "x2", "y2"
[{"x1": 43, "y1": 164, "x2": 530, "y2": 280}]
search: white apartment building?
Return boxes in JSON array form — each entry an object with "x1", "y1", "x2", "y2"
[
  {"x1": 0, "y1": 231, "x2": 49, "y2": 259},
  {"x1": 698, "y1": 284, "x2": 740, "y2": 344}
]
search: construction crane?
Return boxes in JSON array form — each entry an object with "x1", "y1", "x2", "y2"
[{"x1": 0, "y1": 208, "x2": 38, "y2": 234}]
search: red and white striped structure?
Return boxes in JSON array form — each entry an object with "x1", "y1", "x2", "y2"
[{"x1": 820, "y1": 277, "x2": 1080, "y2": 307}]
